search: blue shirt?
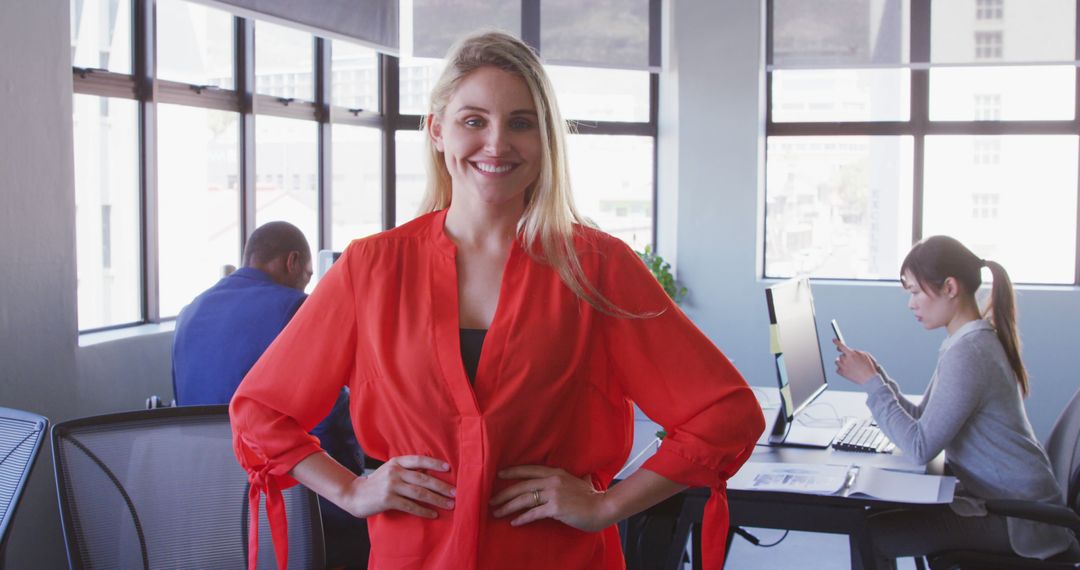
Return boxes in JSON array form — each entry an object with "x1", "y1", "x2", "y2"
[{"x1": 172, "y1": 267, "x2": 307, "y2": 406}]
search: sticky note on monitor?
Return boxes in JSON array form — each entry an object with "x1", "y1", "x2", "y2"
[{"x1": 769, "y1": 323, "x2": 782, "y2": 355}]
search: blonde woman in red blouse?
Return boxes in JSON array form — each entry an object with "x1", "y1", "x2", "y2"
[{"x1": 231, "y1": 31, "x2": 764, "y2": 570}]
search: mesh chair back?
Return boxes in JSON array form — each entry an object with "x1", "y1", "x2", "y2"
[
  {"x1": 0, "y1": 407, "x2": 48, "y2": 559},
  {"x1": 1046, "y1": 386, "x2": 1080, "y2": 514},
  {"x1": 52, "y1": 406, "x2": 323, "y2": 570}
]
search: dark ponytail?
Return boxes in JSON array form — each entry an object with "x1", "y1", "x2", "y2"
[
  {"x1": 983, "y1": 260, "x2": 1028, "y2": 397},
  {"x1": 900, "y1": 236, "x2": 1029, "y2": 397}
]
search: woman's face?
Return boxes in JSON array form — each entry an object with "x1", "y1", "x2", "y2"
[
  {"x1": 901, "y1": 269, "x2": 954, "y2": 330},
  {"x1": 430, "y1": 66, "x2": 543, "y2": 209}
]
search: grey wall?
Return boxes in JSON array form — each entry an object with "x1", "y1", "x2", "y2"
[
  {"x1": 1, "y1": 2, "x2": 173, "y2": 567},
  {"x1": 661, "y1": 0, "x2": 1080, "y2": 444},
  {"x1": 2, "y1": 0, "x2": 1078, "y2": 567}
]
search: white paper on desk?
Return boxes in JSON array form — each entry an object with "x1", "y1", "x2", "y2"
[
  {"x1": 728, "y1": 462, "x2": 849, "y2": 494},
  {"x1": 845, "y1": 466, "x2": 955, "y2": 504}
]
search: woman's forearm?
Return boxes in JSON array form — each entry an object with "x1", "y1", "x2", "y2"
[
  {"x1": 289, "y1": 451, "x2": 359, "y2": 510},
  {"x1": 600, "y1": 468, "x2": 688, "y2": 526}
]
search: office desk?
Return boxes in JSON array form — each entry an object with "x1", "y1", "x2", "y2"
[{"x1": 621, "y1": 390, "x2": 952, "y2": 570}]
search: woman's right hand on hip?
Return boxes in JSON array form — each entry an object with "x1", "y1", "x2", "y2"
[{"x1": 342, "y1": 455, "x2": 456, "y2": 519}]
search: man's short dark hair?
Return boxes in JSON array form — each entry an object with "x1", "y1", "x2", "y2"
[{"x1": 242, "y1": 221, "x2": 311, "y2": 267}]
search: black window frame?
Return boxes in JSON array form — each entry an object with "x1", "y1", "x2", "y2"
[
  {"x1": 764, "y1": 0, "x2": 1080, "y2": 286},
  {"x1": 72, "y1": 0, "x2": 661, "y2": 334}
]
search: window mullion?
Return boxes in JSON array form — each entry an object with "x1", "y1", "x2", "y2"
[
  {"x1": 1075, "y1": 0, "x2": 1080, "y2": 285},
  {"x1": 238, "y1": 17, "x2": 256, "y2": 250},
  {"x1": 911, "y1": 0, "x2": 931, "y2": 245},
  {"x1": 521, "y1": 0, "x2": 540, "y2": 53},
  {"x1": 382, "y1": 54, "x2": 399, "y2": 230},
  {"x1": 316, "y1": 37, "x2": 332, "y2": 251},
  {"x1": 135, "y1": 0, "x2": 159, "y2": 323}
]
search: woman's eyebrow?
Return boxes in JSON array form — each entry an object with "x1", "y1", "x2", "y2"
[{"x1": 455, "y1": 105, "x2": 537, "y2": 116}]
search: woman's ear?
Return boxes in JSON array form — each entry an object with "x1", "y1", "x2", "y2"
[
  {"x1": 942, "y1": 276, "x2": 960, "y2": 299},
  {"x1": 428, "y1": 114, "x2": 445, "y2": 152}
]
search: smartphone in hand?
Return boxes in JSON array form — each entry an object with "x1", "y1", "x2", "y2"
[{"x1": 830, "y1": 318, "x2": 846, "y2": 346}]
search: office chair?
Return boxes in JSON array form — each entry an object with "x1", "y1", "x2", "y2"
[
  {"x1": 924, "y1": 386, "x2": 1080, "y2": 570},
  {"x1": 0, "y1": 406, "x2": 48, "y2": 564},
  {"x1": 52, "y1": 405, "x2": 324, "y2": 570}
]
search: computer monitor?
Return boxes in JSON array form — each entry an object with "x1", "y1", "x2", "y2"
[
  {"x1": 316, "y1": 249, "x2": 342, "y2": 279},
  {"x1": 765, "y1": 277, "x2": 831, "y2": 446}
]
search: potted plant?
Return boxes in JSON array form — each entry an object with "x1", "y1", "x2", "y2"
[{"x1": 636, "y1": 245, "x2": 687, "y2": 305}]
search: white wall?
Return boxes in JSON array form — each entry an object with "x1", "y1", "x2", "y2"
[
  {"x1": 661, "y1": 0, "x2": 1080, "y2": 445},
  {"x1": 0, "y1": 3, "x2": 173, "y2": 568}
]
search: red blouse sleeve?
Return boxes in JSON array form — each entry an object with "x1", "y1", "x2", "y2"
[
  {"x1": 230, "y1": 242, "x2": 361, "y2": 570},
  {"x1": 597, "y1": 238, "x2": 765, "y2": 568}
]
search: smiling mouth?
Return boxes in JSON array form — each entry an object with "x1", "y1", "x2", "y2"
[{"x1": 472, "y1": 161, "x2": 516, "y2": 175}]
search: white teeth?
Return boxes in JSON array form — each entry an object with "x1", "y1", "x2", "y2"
[{"x1": 475, "y1": 162, "x2": 513, "y2": 174}]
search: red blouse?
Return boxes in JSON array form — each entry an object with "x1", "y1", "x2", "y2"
[{"x1": 230, "y1": 209, "x2": 764, "y2": 569}]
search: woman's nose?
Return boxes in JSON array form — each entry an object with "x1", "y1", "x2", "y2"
[{"x1": 484, "y1": 125, "x2": 510, "y2": 154}]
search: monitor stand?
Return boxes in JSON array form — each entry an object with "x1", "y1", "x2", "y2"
[{"x1": 766, "y1": 407, "x2": 837, "y2": 448}]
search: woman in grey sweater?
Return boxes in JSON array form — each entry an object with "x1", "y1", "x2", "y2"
[{"x1": 834, "y1": 235, "x2": 1079, "y2": 569}]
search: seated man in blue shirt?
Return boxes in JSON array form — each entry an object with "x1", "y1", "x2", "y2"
[{"x1": 172, "y1": 221, "x2": 369, "y2": 569}]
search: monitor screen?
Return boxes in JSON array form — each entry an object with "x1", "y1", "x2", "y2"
[
  {"x1": 314, "y1": 249, "x2": 343, "y2": 288},
  {"x1": 765, "y1": 277, "x2": 828, "y2": 421}
]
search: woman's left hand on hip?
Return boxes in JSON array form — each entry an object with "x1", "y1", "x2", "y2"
[{"x1": 489, "y1": 465, "x2": 612, "y2": 532}]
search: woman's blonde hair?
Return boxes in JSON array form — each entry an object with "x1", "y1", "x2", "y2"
[{"x1": 420, "y1": 31, "x2": 635, "y2": 316}]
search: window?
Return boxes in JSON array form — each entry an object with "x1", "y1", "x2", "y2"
[
  {"x1": 973, "y1": 93, "x2": 1001, "y2": 120},
  {"x1": 971, "y1": 193, "x2": 1000, "y2": 219},
  {"x1": 975, "y1": 31, "x2": 1003, "y2": 59},
  {"x1": 766, "y1": 0, "x2": 1078, "y2": 284},
  {"x1": 977, "y1": 0, "x2": 1004, "y2": 20},
  {"x1": 72, "y1": 0, "x2": 660, "y2": 332}
]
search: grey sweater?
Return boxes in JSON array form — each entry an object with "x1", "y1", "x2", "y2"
[{"x1": 865, "y1": 319, "x2": 1077, "y2": 559}]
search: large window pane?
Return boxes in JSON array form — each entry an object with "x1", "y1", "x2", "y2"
[
  {"x1": 157, "y1": 0, "x2": 234, "y2": 89},
  {"x1": 255, "y1": 22, "x2": 314, "y2": 101},
  {"x1": 772, "y1": 69, "x2": 910, "y2": 122},
  {"x1": 331, "y1": 40, "x2": 379, "y2": 113},
  {"x1": 158, "y1": 105, "x2": 241, "y2": 318},
  {"x1": 548, "y1": 66, "x2": 650, "y2": 122},
  {"x1": 923, "y1": 136, "x2": 1077, "y2": 284},
  {"x1": 73, "y1": 94, "x2": 140, "y2": 330},
  {"x1": 929, "y1": 66, "x2": 1074, "y2": 121},
  {"x1": 765, "y1": 136, "x2": 914, "y2": 279},
  {"x1": 255, "y1": 116, "x2": 319, "y2": 274},
  {"x1": 395, "y1": 130, "x2": 428, "y2": 226},
  {"x1": 70, "y1": 0, "x2": 132, "y2": 74},
  {"x1": 332, "y1": 125, "x2": 382, "y2": 249},
  {"x1": 567, "y1": 135, "x2": 653, "y2": 249},
  {"x1": 411, "y1": 0, "x2": 520, "y2": 59},
  {"x1": 399, "y1": 56, "x2": 444, "y2": 115},
  {"x1": 931, "y1": 0, "x2": 1073, "y2": 63},
  {"x1": 541, "y1": 0, "x2": 650, "y2": 69},
  {"x1": 772, "y1": 0, "x2": 909, "y2": 67}
]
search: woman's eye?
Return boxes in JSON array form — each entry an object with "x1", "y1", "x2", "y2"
[
  {"x1": 464, "y1": 117, "x2": 485, "y2": 128},
  {"x1": 509, "y1": 118, "x2": 534, "y2": 130}
]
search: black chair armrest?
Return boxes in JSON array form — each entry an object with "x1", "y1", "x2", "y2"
[{"x1": 984, "y1": 499, "x2": 1080, "y2": 535}]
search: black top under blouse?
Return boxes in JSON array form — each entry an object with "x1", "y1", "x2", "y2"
[{"x1": 459, "y1": 328, "x2": 487, "y2": 385}]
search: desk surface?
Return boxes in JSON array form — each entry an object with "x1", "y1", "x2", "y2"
[
  {"x1": 626, "y1": 389, "x2": 949, "y2": 502},
  {"x1": 622, "y1": 389, "x2": 952, "y2": 570}
]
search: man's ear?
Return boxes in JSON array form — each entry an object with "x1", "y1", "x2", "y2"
[
  {"x1": 285, "y1": 251, "x2": 302, "y2": 275},
  {"x1": 429, "y1": 114, "x2": 445, "y2": 152}
]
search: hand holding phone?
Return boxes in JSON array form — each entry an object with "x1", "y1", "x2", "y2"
[{"x1": 830, "y1": 319, "x2": 846, "y2": 346}]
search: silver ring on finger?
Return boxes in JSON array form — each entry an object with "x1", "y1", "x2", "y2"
[{"x1": 532, "y1": 489, "x2": 542, "y2": 508}]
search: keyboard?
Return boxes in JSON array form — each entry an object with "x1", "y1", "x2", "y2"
[{"x1": 832, "y1": 418, "x2": 895, "y2": 454}]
